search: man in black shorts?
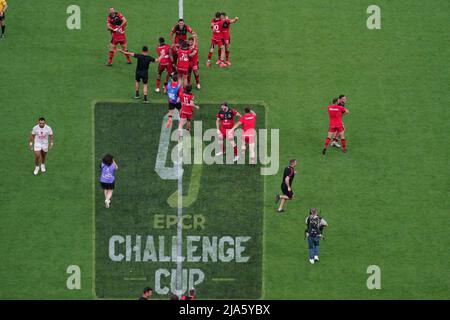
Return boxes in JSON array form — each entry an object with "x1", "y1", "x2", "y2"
[
  {"x1": 119, "y1": 46, "x2": 161, "y2": 103},
  {"x1": 275, "y1": 159, "x2": 297, "y2": 213}
]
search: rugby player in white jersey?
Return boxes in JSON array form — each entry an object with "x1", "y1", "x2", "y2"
[{"x1": 29, "y1": 117, "x2": 54, "y2": 175}]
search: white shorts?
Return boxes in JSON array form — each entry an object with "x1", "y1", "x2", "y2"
[{"x1": 34, "y1": 144, "x2": 48, "y2": 152}]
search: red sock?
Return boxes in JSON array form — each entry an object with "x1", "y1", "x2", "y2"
[
  {"x1": 324, "y1": 138, "x2": 331, "y2": 148},
  {"x1": 225, "y1": 50, "x2": 230, "y2": 61},
  {"x1": 341, "y1": 139, "x2": 346, "y2": 150},
  {"x1": 108, "y1": 51, "x2": 114, "y2": 64},
  {"x1": 234, "y1": 146, "x2": 238, "y2": 156},
  {"x1": 156, "y1": 79, "x2": 161, "y2": 88},
  {"x1": 218, "y1": 48, "x2": 222, "y2": 59},
  {"x1": 207, "y1": 52, "x2": 212, "y2": 60},
  {"x1": 195, "y1": 74, "x2": 200, "y2": 84}
]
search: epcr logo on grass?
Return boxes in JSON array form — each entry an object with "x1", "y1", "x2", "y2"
[{"x1": 155, "y1": 119, "x2": 279, "y2": 176}]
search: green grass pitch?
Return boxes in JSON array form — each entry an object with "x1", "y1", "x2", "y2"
[{"x1": 0, "y1": 0, "x2": 449, "y2": 299}]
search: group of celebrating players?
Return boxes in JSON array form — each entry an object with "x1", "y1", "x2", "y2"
[
  {"x1": 104, "y1": 7, "x2": 253, "y2": 161},
  {"x1": 105, "y1": 8, "x2": 238, "y2": 92}
]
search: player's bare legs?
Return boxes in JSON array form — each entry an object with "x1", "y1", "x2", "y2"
[
  {"x1": 193, "y1": 69, "x2": 200, "y2": 89},
  {"x1": 322, "y1": 131, "x2": 335, "y2": 155},
  {"x1": 120, "y1": 44, "x2": 132, "y2": 64},
  {"x1": 224, "y1": 43, "x2": 231, "y2": 65},
  {"x1": 134, "y1": 81, "x2": 140, "y2": 99},
  {"x1": 181, "y1": 75, "x2": 188, "y2": 87},
  {"x1": 107, "y1": 43, "x2": 117, "y2": 66},
  {"x1": 34, "y1": 151, "x2": 41, "y2": 166},
  {"x1": 219, "y1": 44, "x2": 227, "y2": 68},
  {"x1": 143, "y1": 83, "x2": 149, "y2": 103},
  {"x1": 156, "y1": 71, "x2": 163, "y2": 92},
  {"x1": 40, "y1": 151, "x2": 47, "y2": 172},
  {"x1": 228, "y1": 133, "x2": 239, "y2": 161},
  {"x1": 249, "y1": 142, "x2": 256, "y2": 164},
  {"x1": 338, "y1": 131, "x2": 347, "y2": 153},
  {"x1": 40, "y1": 150, "x2": 47, "y2": 164},
  {"x1": 331, "y1": 131, "x2": 341, "y2": 148},
  {"x1": 178, "y1": 118, "x2": 187, "y2": 138}
]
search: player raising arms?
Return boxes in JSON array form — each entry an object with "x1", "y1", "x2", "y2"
[
  {"x1": 165, "y1": 73, "x2": 183, "y2": 128},
  {"x1": 106, "y1": 7, "x2": 132, "y2": 66},
  {"x1": 188, "y1": 37, "x2": 201, "y2": 90},
  {"x1": 231, "y1": 107, "x2": 257, "y2": 164},
  {"x1": 206, "y1": 12, "x2": 227, "y2": 68},
  {"x1": 155, "y1": 37, "x2": 173, "y2": 93},
  {"x1": 216, "y1": 102, "x2": 241, "y2": 161},
  {"x1": 178, "y1": 84, "x2": 200, "y2": 136},
  {"x1": 170, "y1": 18, "x2": 196, "y2": 46},
  {"x1": 220, "y1": 12, "x2": 239, "y2": 66},
  {"x1": 177, "y1": 41, "x2": 191, "y2": 86},
  {"x1": 322, "y1": 98, "x2": 349, "y2": 155}
]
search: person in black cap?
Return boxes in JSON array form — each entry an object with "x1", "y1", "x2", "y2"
[{"x1": 138, "y1": 287, "x2": 153, "y2": 300}]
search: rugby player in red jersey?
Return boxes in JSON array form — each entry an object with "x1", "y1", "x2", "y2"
[
  {"x1": 171, "y1": 40, "x2": 180, "y2": 69},
  {"x1": 106, "y1": 7, "x2": 132, "y2": 66},
  {"x1": 155, "y1": 37, "x2": 173, "y2": 93},
  {"x1": 170, "y1": 19, "x2": 196, "y2": 45},
  {"x1": 216, "y1": 102, "x2": 242, "y2": 161},
  {"x1": 178, "y1": 84, "x2": 200, "y2": 135},
  {"x1": 330, "y1": 94, "x2": 348, "y2": 148},
  {"x1": 177, "y1": 41, "x2": 191, "y2": 86},
  {"x1": 322, "y1": 98, "x2": 349, "y2": 155},
  {"x1": 220, "y1": 12, "x2": 239, "y2": 66},
  {"x1": 231, "y1": 107, "x2": 257, "y2": 164},
  {"x1": 206, "y1": 12, "x2": 227, "y2": 68},
  {"x1": 187, "y1": 37, "x2": 201, "y2": 90}
]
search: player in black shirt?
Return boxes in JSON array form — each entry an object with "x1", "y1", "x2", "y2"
[
  {"x1": 119, "y1": 46, "x2": 161, "y2": 103},
  {"x1": 275, "y1": 159, "x2": 297, "y2": 213},
  {"x1": 138, "y1": 287, "x2": 153, "y2": 300}
]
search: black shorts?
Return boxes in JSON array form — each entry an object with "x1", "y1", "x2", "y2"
[
  {"x1": 135, "y1": 72, "x2": 149, "y2": 84},
  {"x1": 101, "y1": 182, "x2": 115, "y2": 190},
  {"x1": 169, "y1": 102, "x2": 181, "y2": 110},
  {"x1": 0, "y1": 13, "x2": 4, "y2": 21},
  {"x1": 281, "y1": 183, "x2": 293, "y2": 199}
]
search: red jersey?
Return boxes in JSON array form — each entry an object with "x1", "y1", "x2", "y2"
[
  {"x1": 171, "y1": 24, "x2": 193, "y2": 43},
  {"x1": 180, "y1": 92, "x2": 195, "y2": 114},
  {"x1": 211, "y1": 18, "x2": 223, "y2": 40},
  {"x1": 217, "y1": 108, "x2": 237, "y2": 129},
  {"x1": 221, "y1": 18, "x2": 232, "y2": 36},
  {"x1": 177, "y1": 48, "x2": 190, "y2": 71},
  {"x1": 107, "y1": 12, "x2": 126, "y2": 41},
  {"x1": 156, "y1": 44, "x2": 172, "y2": 66},
  {"x1": 189, "y1": 45, "x2": 199, "y2": 66},
  {"x1": 327, "y1": 104, "x2": 346, "y2": 126},
  {"x1": 239, "y1": 112, "x2": 257, "y2": 132}
]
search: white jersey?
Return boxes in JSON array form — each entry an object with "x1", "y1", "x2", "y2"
[{"x1": 32, "y1": 125, "x2": 53, "y2": 146}]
